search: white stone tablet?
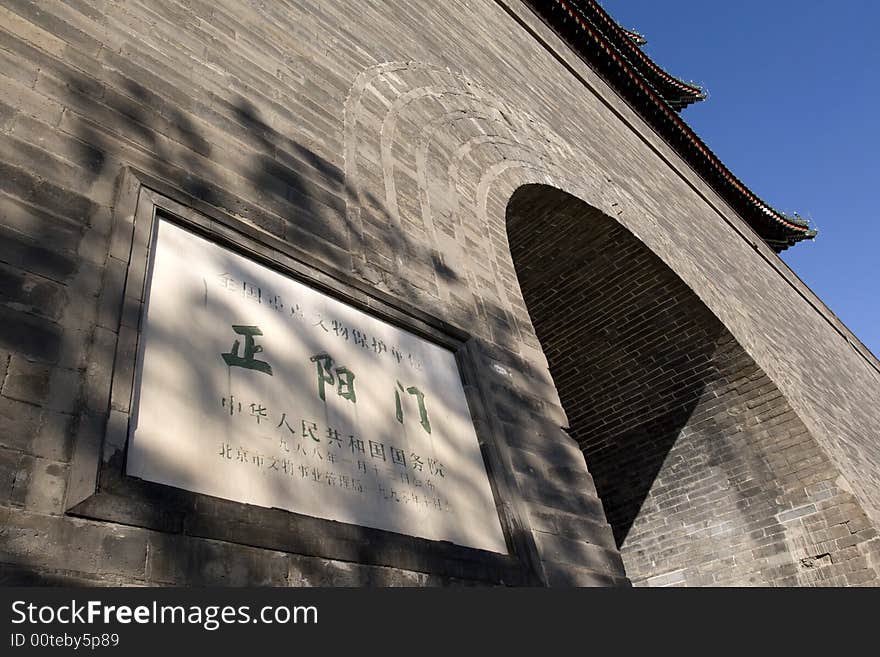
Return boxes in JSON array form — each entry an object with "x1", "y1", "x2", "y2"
[{"x1": 126, "y1": 219, "x2": 508, "y2": 554}]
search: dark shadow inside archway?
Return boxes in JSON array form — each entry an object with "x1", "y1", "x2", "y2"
[
  {"x1": 507, "y1": 184, "x2": 726, "y2": 547},
  {"x1": 505, "y1": 184, "x2": 829, "y2": 587}
]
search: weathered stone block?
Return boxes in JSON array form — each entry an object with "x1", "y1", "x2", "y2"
[{"x1": 1, "y1": 355, "x2": 52, "y2": 404}]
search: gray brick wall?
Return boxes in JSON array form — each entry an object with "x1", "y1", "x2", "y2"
[{"x1": 0, "y1": 0, "x2": 877, "y2": 586}]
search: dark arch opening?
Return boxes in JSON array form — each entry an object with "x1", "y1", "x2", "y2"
[{"x1": 505, "y1": 184, "x2": 861, "y2": 587}]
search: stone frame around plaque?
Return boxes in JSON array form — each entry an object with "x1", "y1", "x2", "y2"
[{"x1": 64, "y1": 168, "x2": 545, "y2": 584}]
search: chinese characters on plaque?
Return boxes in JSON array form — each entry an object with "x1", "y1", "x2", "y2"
[{"x1": 126, "y1": 219, "x2": 508, "y2": 554}]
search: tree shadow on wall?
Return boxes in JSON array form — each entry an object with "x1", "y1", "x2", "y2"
[{"x1": 0, "y1": 61, "x2": 545, "y2": 586}]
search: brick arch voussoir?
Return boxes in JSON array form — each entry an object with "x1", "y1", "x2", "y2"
[{"x1": 343, "y1": 61, "x2": 575, "y2": 322}]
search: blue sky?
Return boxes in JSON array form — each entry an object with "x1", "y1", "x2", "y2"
[{"x1": 600, "y1": 0, "x2": 879, "y2": 356}]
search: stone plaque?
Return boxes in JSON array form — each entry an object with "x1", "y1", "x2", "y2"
[{"x1": 126, "y1": 219, "x2": 508, "y2": 554}]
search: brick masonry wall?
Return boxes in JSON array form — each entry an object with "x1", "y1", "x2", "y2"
[
  {"x1": 0, "y1": 0, "x2": 877, "y2": 585},
  {"x1": 508, "y1": 185, "x2": 880, "y2": 586}
]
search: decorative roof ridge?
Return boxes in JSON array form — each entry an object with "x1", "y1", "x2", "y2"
[
  {"x1": 579, "y1": 0, "x2": 705, "y2": 99},
  {"x1": 526, "y1": 0, "x2": 816, "y2": 249},
  {"x1": 618, "y1": 25, "x2": 647, "y2": 46}
]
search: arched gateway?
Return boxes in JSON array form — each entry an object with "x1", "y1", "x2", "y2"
[
  {"x1": 0, "y1": 1, "x2": 877, "y2": 586},
  {"x1": 506, "y1": 184, "x2": 879, "y2": 586}
]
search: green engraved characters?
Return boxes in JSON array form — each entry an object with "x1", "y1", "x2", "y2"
[
  {"x1": 220, "y1": 327, "x2": 435, "y2": 434},
  {"x1": 310, "y1": 353, "x2": 357, "y2": 403},
  {"x1": 221, "y1": 325, "x2": 273, "y2": 375},
  {"x1": 395, "y1": 381, "x2": 431, "y2": 434}
]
